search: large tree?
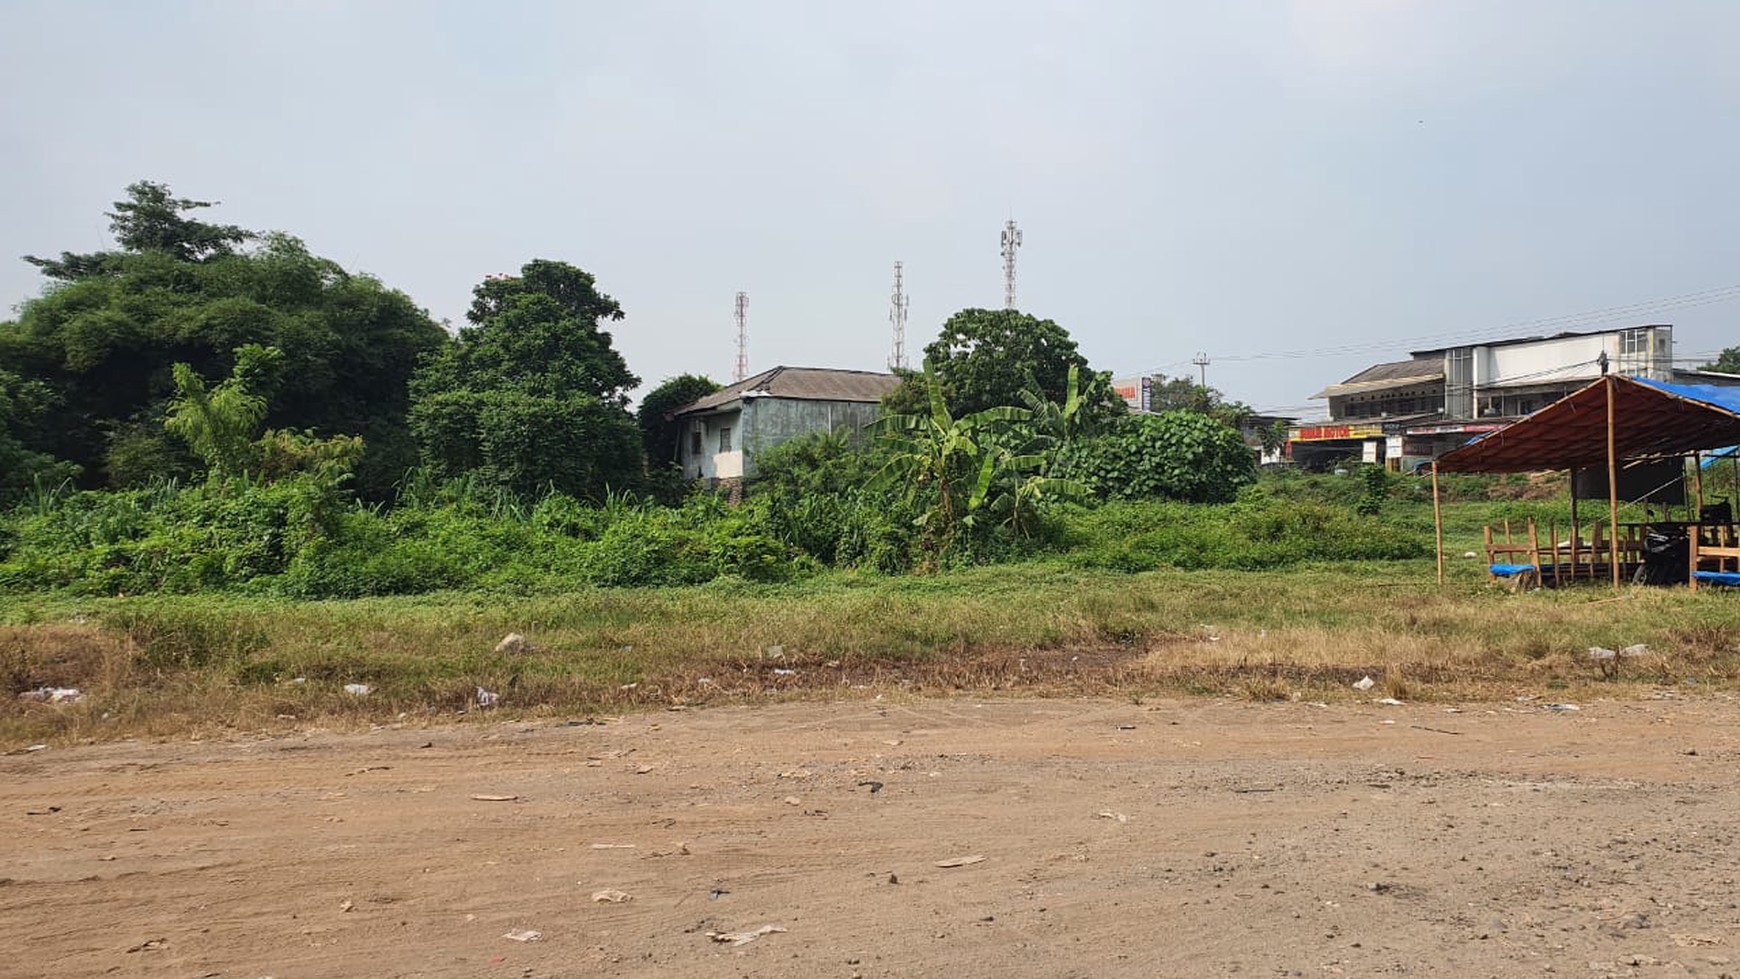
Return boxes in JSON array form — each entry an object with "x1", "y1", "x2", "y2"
[
  {"x1": 409, "y1": 261, "x2": 644, "y2": 499},
  {"x1": 888, "y1": 308, "x2": 1124, "y2": 427},
  {"x1": 0, "y1": 182, "x2": 447, "y2": 497},
  {"x1": 637, "y1": 374, "x2": 720, "y2": 466}
]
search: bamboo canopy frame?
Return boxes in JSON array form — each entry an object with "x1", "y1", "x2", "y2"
[{"x1": 1429, "y1": 374, "x2": 1740, "y2": 587}]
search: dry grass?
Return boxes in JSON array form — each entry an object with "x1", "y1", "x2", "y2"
[{"x1": 4, "y1": 562, "x2": 1739, "y2": 747}]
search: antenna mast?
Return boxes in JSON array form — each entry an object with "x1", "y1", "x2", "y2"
[
  {"x1": 889, "y1": 261, "x2": 909, "y2": 370},
  {"x1": 733, "y1": 291, "x2": 749, "y2": 382},
  {"x1": 1192, "y1": 351, "x2": 1210, "y2": 388},
  {"x1": 1000, "y1": 219, "x2": 1022, "y2": 310}
]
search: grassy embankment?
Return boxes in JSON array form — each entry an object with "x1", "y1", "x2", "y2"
[{"x1": 4, "y1": 497, "x2": 1737, "y2": 747}]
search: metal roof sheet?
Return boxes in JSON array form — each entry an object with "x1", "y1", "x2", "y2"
[
  {"x1": 1433, "y1": 375, "x2": 1740, "y2": 473},
  {"x1": 673, "y1": 366, "x2": 901, "y2": 415}
]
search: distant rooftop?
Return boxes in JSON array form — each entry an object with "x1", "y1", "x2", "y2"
[
  {"x1": 1313, "y1": 358, "x2": 1444, "y2": 400},
  {"x1": 673, "y1": 366, "x2": 901, "y2": 415},
  {"x1": 1408, "y1": 325, "x2": 1670, "y2": 358}
]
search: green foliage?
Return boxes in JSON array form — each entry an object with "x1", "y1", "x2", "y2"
[
  {"x1": 1700, "y1": 346, "x2": 1740, "y2": 374},
  {"x1": 3, "y1": 185, "x2": 446, "y2": 498},
  {"x1": 871, "y1": 363, "x2": 1084, "y2": 558},
  {"x1": 0, "y1": 369, "x2": 81, "y2": 508},
  {"x1": 886, "y1": 308, "x2": 1124, "y2": 427},
  {"x1": 1058, "y1": 411, "x2": 1255, "y2": 504},
  {"x1": 409, "y1": 261, "x2": 645, "y2": 500},
  {"x1": 637, "y1": 373, "x2": 721, "y2": 467},
  {"x1": 24, "y1": 180, "x2": 254, "y2": 280},
  {"x1": 1356, "y1": 465, "x2": 1390, "y2": 516},
  {"x1": 1063, "y1": 495, "x2": 1429, "y2": 573}
]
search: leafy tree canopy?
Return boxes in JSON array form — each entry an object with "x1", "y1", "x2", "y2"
[
  {"x1": 637, "y1": 374, "x2": 720, "y2": 466},
  {"x1": 410, "y1": 261, "x2": 644, "y2": 500},
  {"x1": 1146, "y1": 373, "x2": 1260, "y2": 431},
  {"x1": 450, "y1": 259, "x2": 638, "y2": 404},
  {"x1": 0, "y1": 182, "x2": 447, "y2": 498},
  {"x1": 886, "y1": 308, "x2": 1124, "y2": 427},
  {"x1": 25, "y1": 180, "x2": 254, "y2": 280},
  {"x1": 1701, "y1": 346, "x2": 1740, "y2": 374}
]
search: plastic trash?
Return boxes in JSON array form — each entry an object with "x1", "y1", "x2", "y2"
[
  {"x1": 935, "y1": 855, "x2": 986, "y2": 868},
  {"x1": 502, "y1": 929, "x2": 542, "y2": 942},
  {"x1": 494, "y1": 633, "x2": 530, "y2": 655},
  {"x1": 343, "y1": 683, "x2": 372, "y2": 696},
  {"x1": 1374, "y1": 697, "x2": 1405, "y2": 706},
  {"x1": 1587, "y1": 646, "x2": 1616, "y2": 660},
  {"x1": 1353, "y1": 676, "x2": 1376, "y2": 691},
  {"x1": 590, "y1": 889, "x2": 631, "y2": 903},
  {"x1": 1545, "y1": 703, "x2": 1581, "y2": 712},
  {"x1": 17, "y1": 687, "x2": 82, "y2": 704},
  {"x1": 707, "y1": 924, "x2": 785, "y2": 946},
  {"x1": 1620, "y1": 644, "x2": 1649, "y2": 658},
  {"x1": 475, "y1": 687, "x2": 500, "y2": 707}
]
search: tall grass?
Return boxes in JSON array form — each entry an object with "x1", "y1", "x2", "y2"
[{"x1": 5, "y1": 557, "x2": 1739, "y2": 746}]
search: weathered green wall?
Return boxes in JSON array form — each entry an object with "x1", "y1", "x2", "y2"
[{"x1": 742, "y1": 398, "x2": 881, "y2": 477}]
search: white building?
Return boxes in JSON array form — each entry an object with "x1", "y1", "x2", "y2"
[{"x1": 1295, "y1": 325, "x2": 1737, "y2": 469}]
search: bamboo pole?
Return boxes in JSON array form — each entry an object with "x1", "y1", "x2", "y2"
[
  {"x1": 1693, "y1": 452, "x2": 1704, "y2": 517},
  {"x1": 1606, "y1": 375, "x2": 1621, "y2": 589},
  {"x1": 1432, "y1": 462, "x2": 1445, "y2": 586},
  {"x1": 1570, "y1": 468, "x2": 1580, "y2": 579}
]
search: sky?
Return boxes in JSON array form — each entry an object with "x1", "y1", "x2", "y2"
[{"x1": 3, "y1": 0, "x2": 1739, "y2": 420}]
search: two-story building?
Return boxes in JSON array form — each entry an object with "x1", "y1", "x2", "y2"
[{"x1": 1293, "y1": 325, "x2": 1737, "y2": 470}]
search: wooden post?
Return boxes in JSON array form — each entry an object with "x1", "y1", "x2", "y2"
[
  {"x1": 1689, "y1": 520, "x2": 1700, "y2": 592},
  {"x1": 1549, "y1": 517, "x2": 1560, "y2": 587},
  {"x1": 1606, "y1": 375, "x2": 1621, "y2": 589},
  {"x1": 1432, "y1": 462, "x2": 1445, "y2": 586},
  {"x1": 1569, "y1": 468, "x2": 1581, "y2": 579},
  {"x1": 1693, "y1": 452, "x2": 1704, "y2": 517}
]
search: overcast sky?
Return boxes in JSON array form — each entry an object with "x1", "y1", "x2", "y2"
[{"x1": 4, "y1": 1, "x2": 1739, "y2": 418}]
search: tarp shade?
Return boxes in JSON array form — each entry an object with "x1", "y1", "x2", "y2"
[{"x1": 1434, "y1": 375, "x2": 1740, "y2": 473}]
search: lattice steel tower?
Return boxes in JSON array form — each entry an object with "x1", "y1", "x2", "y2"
[
  {"x1": 1000, "y1": 219, "x2": 1023, "y2": 310},
  {"x1": 733, "y1": 291, "x2": 749, "y2": 382},
  {"x1": 889, "y1": 261, "x2": 909, "y2": 370}
]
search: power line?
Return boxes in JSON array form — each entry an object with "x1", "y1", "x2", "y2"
[{"x1": 1124, "y1": 283, "x2": 1740, "y2": 380}]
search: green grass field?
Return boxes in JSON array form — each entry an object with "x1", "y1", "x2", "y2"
[{"x1": 6, "y1": 500, "x2": 1738, "y2": 748}]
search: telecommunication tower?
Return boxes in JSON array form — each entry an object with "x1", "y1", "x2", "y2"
[
  {"x1": 1000, "y1": 220, "x2": 1022, "y2": 310},
  {"x1": 889, "y1": 261, "x2": 909, "y2": 370},
  {"x1": 1192, "y1": 351, "x2": 1210, "y2": 388},
  {"x1": 733, "y1": 292, "x2": 749, "y2": 382}
]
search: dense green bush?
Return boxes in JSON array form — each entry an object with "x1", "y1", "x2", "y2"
[
  {"x1": 1058, "y1": 412, "x2": 1255, "y2": 504},
  {"x1": 1061, "y1": 495, "x2": 1429, "y2": 573},
  {"x1": 0, "y1": 461, "x2": 1438, "y2": 598}
]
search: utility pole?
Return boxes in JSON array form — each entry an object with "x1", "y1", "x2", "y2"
[
  {"x1": 1192, "y1": 351, "x2": 1210, "y2": 388},
  {"x1": 889, "y1": 261, "x2": 909, "y2": 370},
  {"x1": 1000, "y1": 220, "x2": 1022, "y2": 310},
  {"x1": 733, "y1": 292, "x2": 749, "y2": 382}
]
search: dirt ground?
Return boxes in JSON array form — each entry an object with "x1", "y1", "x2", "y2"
[{"x1": 5, "y1": 694, "x2": 1740, "y2": 979}]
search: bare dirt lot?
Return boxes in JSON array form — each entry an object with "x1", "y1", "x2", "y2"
[{"x1": 5, "y1": 695, "x2": 1740, "y2": 979}]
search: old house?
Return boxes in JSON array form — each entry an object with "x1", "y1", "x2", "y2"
[{"x1": 669, "y1": 366, "x2": 901, "y2": 487}]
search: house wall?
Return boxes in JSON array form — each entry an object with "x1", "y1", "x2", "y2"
[
  {"x1": 679, "y1": 408, "x2": 743, "y2": 481},
  {"x1": 1469, "y1": 326, "x2": 1673, "y2": 393},
  {"x1": 677, "y1": 398, "x2": 882, "y2": 484},
  {"x1": 740, "y1": 397, "x2": 882, "y2": 477}
]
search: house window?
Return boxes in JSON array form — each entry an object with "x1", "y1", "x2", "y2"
[
  {"x1": 1620, "y1": 329, "x2": 1648, "y2": 356},
  {"x1": 690, "y1": 429, "x2": 702, "y2": 457},
  {"x1": 718, "y1": 426, "x2": 733, "y2": 453}
]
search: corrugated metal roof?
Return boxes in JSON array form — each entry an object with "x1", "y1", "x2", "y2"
[
  {"x1": 1434, "y1": 375, "x2": 1740, "y2": 473},
  {"x1": 1312, "y1": 358, "x2": 1444, "y2": 399},
  {"x1": 673, "y1": 366, "x2": 902, "y2": 415}
]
